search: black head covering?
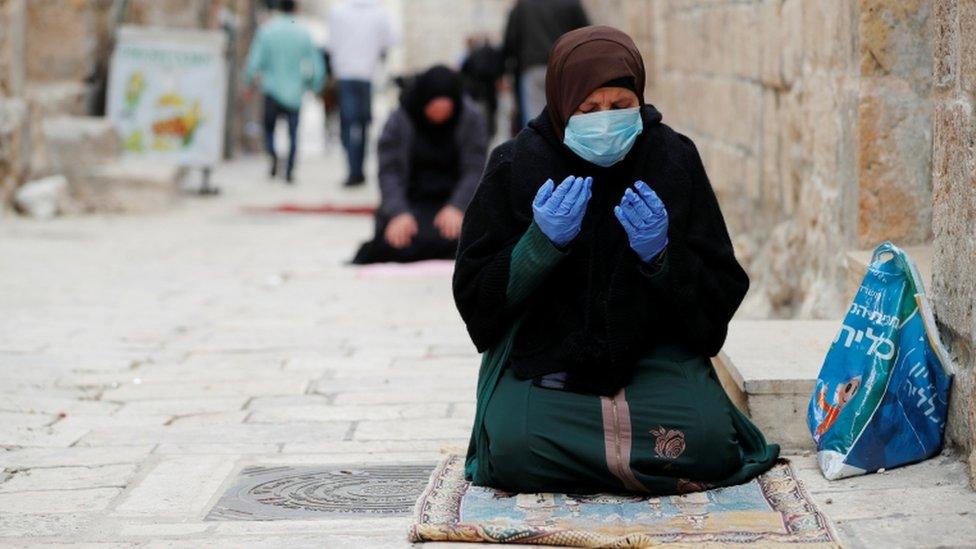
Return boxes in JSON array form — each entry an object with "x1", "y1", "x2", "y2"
[{"x1": 401, "y1": 65, "x2": 464, "y2": 139}]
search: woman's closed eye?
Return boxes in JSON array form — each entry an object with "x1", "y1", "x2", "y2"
[{"x1": 575, "y1": 99, "x2": 637, "y2": 115}]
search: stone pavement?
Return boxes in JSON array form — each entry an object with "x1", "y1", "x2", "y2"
[{"x1": 2, "y1": 149, "x2": 975, "y2": 548}]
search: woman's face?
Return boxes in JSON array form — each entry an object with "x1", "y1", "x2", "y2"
[
  {"x1": 425, "y1": 97, "x2": 455, "y2": 124},
  {"x1": 573, "y1": 87, "x2": 639, "y2": 116}
]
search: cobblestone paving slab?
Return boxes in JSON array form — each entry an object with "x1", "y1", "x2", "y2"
[{"x1": 206, "y1": 464, "x2": 435, "y2": 520}]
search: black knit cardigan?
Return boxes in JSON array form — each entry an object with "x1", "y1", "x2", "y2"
[{"x1": 452, "y1": 105, "x2": 749, "y2": 396}]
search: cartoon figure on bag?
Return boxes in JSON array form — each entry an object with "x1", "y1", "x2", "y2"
[{"x1": 814, "y1": 376, "x2": 862, "y2": 438}]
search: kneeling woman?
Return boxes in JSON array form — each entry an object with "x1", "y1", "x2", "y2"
[
  {"x1": 453, "y1": 26, "x2": 779, "y2": 495},
  {"x1": 352, "y1": 66, "x2": 488, "y2": 264}
]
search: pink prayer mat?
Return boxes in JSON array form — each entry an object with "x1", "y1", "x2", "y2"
[
  {"x1": 355, "y1": 260, "x2": 455, "y2": 279},
  {"x1": 243, "y1": 203, "x2": 376, "y2": 215}
]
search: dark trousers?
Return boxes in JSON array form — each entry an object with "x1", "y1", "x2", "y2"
[
  {"x1": 337, "y1": 79, "x2": 372, "y2": 180},
  {"x1": 263, "y1": 94, "x2": 299, "y2": 177},
  {"x1": 351, "y1": 200, "x2": 459, "y2": 264},
  {"x1": 482, "y1": 347, "x2": 779, "y2": 495}
]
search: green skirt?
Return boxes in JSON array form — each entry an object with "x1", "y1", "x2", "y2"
[{"x1": 469, "y1": 344, "x2": 780, "y2": 495}]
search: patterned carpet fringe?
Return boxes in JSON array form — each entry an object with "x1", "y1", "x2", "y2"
[{"x1": 409, "y1": 454, "x2": 839, "y2": 547}]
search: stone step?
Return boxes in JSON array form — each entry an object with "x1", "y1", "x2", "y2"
[
  {"x1": 40, "y1": 115, "x2": 120, "y2": 185},
  {"x1": 24, "y1": 83, "x2": 96, "y2": 178},
  {"x1": 713, "y1": 320, "x2": 838, "y2": 450},
  {"x1": 26, "y1": 81, "x2": 93, "y2": 117},
  {"x1": 78, "y1": 159, "x2": 182, "y2": 213}
]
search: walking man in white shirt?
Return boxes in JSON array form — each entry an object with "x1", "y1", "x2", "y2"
[{"x1": 327, "y1": 0, "x2": 398, "y2": 187}]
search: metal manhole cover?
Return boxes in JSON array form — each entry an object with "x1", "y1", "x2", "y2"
[{"x1": 206, "y1": 464, "x2": 434, "y2": 521}]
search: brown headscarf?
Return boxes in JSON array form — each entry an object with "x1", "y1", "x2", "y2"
[{"x1": 544, "y1": 26, "x2": 646, "y2": 139}]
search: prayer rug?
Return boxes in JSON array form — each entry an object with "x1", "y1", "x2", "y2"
[
  {"x1": 355, "y1": 260, "x2": 454, "y2": 279},
  {"x1": 242, "y1": 203, "x2": 376, "y2": 215},
  {"x1": 409, "y1": 454, "x2": 838, "y2": 547}
]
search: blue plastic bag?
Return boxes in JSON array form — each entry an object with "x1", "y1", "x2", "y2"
[{"x1": 807, "y1": 242, "x2": 954, "y2": 480}]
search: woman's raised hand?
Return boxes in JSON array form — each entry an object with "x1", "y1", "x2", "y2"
[
  {"x1": 434, "y1": 205, "x2": 464, "y2": 240},
  {"x1": 385, "y1": 212, "x2": 419, "y2": 249},
  {"x1": 614, "y1": 180, "x2": 669, "y2": 262},
  {"x1": 532, "y1": 175, "x2": 593, "y2": 247}
]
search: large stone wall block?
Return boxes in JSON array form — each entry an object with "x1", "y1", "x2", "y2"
[
  {"x1": 860, "y1": 0, "x2": 933, "y2": 85},
  {"x1": 657, "y1": 73, "x2": 703, "y2": 134},
  {"x1": 790, "y1": 160, "x2": 851, "y2": 319},
  {"x1": 586, "y1": 0, "x2": 651, "y2": 41},
  {"x1": 857, "y1": 79, "x2": 934, "y2": 246},
  {"x1": 932, "y1": 100, "x2": 976, "y2": 339},
  {"x1": 25, "y1": 0, "x2": 109, "y2": 84},
  {"x1": 759, "y1": 0, "x2": 784, "y2": 87},
  {"x1": 961, "y1": 0, "x2": 976, "y2": 93},
  {"x1": 710, "y1": 77, "x2": 763, "y2": 151},
  {"x1": 933, "y1": 0, "x2": 959, "y2": 88},
  {"x1": 701, "y1": 139, "x2": 757, "y2": 206},
  {"x1": 777, "y1": 91, "x2": 806, "y2": 216},
  {"x1": 124, "y1": 0, "x2": 208, "y2": 28},
  {"x1": 662, "y1": 9, "x2": 702, "y2": 73},
  {"x1": 931, "y1": 99, "x2": 973, "y2": 219},
  {"x1": 0, "y1": 0, "x2": 26, "y2": 96},
  {"x1": 760, "y1": 88, "x2": 782, "y2": 211},
  {"x1": 802, "y1": 0, "x2": 835, "y2": 70},
  {"x1": 780, "y1": 0, "x2": 804, "y2": 85},
  {"x1": 699, "y1": 5, "x2": 726, "y2": 74},
  {"x1": 834, "y1": 1, "x2": 861, "y2": 72},
  {"x1": 730, "y1": 4, "x2": 761, "y2": 79},
  {"x1": 633, "y1": 0, "x2": 656, "y2": 43},
  {"x1": 930, "y1": 0, "x2": 976, "y2": 490},
  {"x1": 942, "y1": 341, "x2": 976, "y2": 489},
  {"x1": 652, "y1": 77, "x2": 681, "y2": 124},
  {"x1": 807, "y1": 76, "x2": 847, "y2": 190}
]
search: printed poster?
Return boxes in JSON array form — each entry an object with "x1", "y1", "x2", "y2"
[{"x1": 107, "y1": 26, "x2": 228, "y2": 167}]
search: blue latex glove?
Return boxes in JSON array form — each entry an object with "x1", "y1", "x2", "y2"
[
  {"x1": 614, "y1": 180, "x2": 669, "y2": 262},
  {"x1": 532, "y1": 175, "x2": 593, "y2": 247}
]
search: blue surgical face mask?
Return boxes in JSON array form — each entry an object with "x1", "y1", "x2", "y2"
[{"x1": 563, "y1": 107, "x2": 643, "y2": 167}]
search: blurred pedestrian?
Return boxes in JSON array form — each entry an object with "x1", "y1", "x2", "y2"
[
  {"x1": 327, "y1": 0, "x2": 398, "y2": 187},
  {"x1": 352, "y1": 66, "x2": 488, "y2": 264},
  {"x1": 460, "y1": 36, "x2": 505, "y2": 138},
  {"x1": 244, "y1": 0, "x2": 325, "y2": 183},
  {"x1": 502, "y1": 0, "x2": 589, "y2": 129},
  {"x1": 318, "y1": 49, "x2": 341, "y2": 149}
]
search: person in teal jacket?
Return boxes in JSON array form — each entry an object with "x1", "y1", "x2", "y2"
[{"x1": 245, "y1": 0, "x2": 325, "y2": 183}]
